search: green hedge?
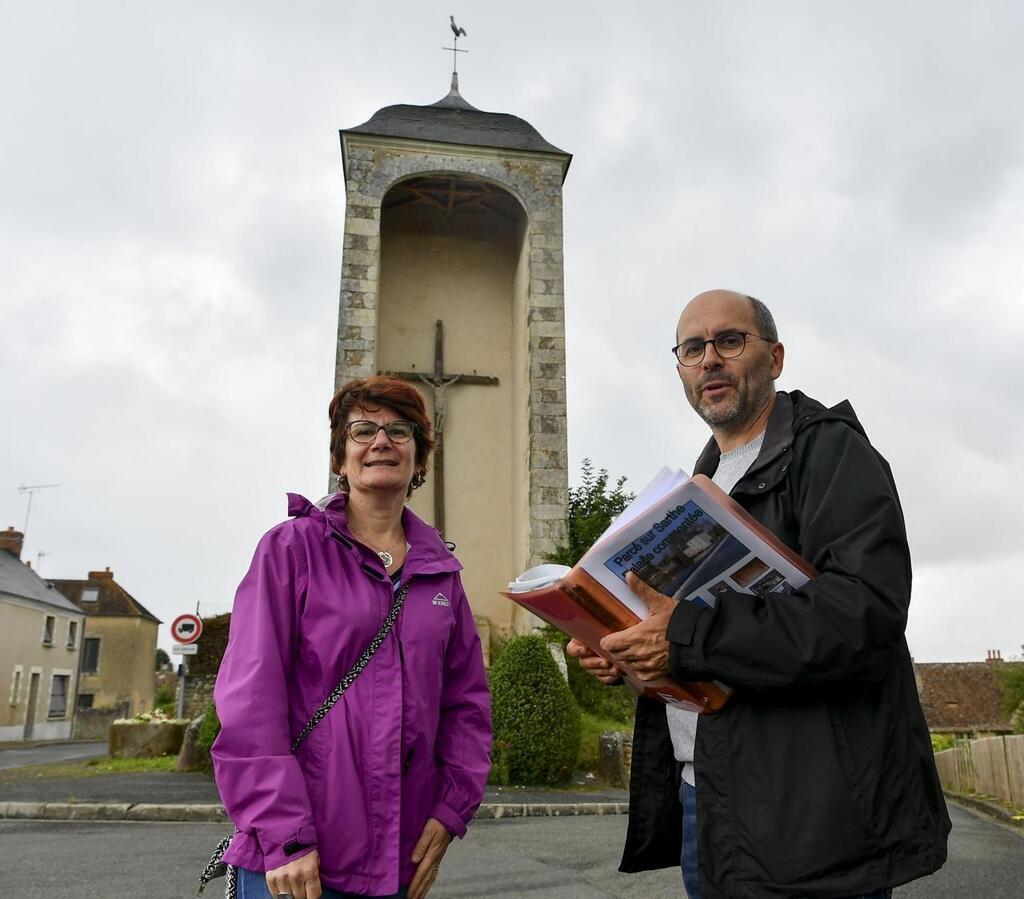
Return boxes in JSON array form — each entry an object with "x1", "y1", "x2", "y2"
[
  {"x1": 489, "y1": 635, "x2": 581, "y2": 786},
  {"x1": 188, "y1": 613, "x2": 232, "y2": 677},
  {"x1": 194, "y1": 702, "x2": 221, "y2": 770},
  {"x1": 543, "y1": 628, "x2": 636, "y2": 724}
]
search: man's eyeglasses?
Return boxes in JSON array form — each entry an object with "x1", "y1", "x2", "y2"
[
  {"x1": 346, "y1": 420, "x2": 417, "y2": 444},
  {"x1": 671, "y1": 331, "x2": 773, "y2": 367}
]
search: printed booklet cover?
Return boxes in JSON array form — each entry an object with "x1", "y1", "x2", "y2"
[{"x1": 503, "y1": 467, "x2": 817, "y2": 713}]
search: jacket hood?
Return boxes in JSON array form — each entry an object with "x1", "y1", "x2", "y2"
[
  {"x1": 285, "y1": 492, "x2": 461, "y2": 576},
  {"x1": 694, "y1": 390, "x2": 868, "y2": 490}
]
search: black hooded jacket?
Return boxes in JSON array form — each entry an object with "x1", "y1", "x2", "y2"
[{"x1": 620, "y1": 390, "x2": 950, "y2": 898}]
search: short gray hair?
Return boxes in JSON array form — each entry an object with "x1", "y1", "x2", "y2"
[{"x1": 746, "y1": 295, "x2": 778, "y2": 342}]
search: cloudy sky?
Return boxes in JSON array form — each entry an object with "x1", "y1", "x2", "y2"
[{"x1": 2, "y1": 2, "x2": 1021, "y2": 662}]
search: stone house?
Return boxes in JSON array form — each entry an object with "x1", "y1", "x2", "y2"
[
  {"x1": 0, "y1": 527, "x2": 85, "y2": 741},
  {"x1": 51, "y1": 568, "x2": 160, "y2": 718},
  {"x1": 914, "y1": 651, "x2": 1020, "y2": 737}
]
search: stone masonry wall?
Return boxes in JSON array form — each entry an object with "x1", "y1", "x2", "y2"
[{"x1": 336, "y1": 138, "x2": 569, "y2": 568}]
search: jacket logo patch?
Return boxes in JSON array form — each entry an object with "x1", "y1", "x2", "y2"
[{"x1": 431, "y1": 593, "x2": 451, "y2": 607}]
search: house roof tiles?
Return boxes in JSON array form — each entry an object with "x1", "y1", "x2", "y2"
[{"x1": 51, "y1": 569, "x2": 161, "y2": 624}]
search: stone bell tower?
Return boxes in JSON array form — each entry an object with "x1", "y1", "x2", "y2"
[{"x1": 334, "y1": 70, "x2": 572, "y2": 645}]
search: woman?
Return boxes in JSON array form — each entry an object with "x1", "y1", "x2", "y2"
[{"x1": 212, "y1": 376, "x2": 493, "y2": 899}]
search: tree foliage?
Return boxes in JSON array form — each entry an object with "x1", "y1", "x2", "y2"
[
  {"x1": 155, "y1": 648, "x2": 171, "y2": 671},
  {"x1": 547, "y1": 459, "x2": 635, "y2": 567},
  {"x1": 1000, "y1": 651, "x2": 1024, "y2": 732},
  {"x1": 545, "y1": 459, "x2": 637, "y2": 723},
  {"x1": 489, "y1": 635, "x2": 581, "y2": 786}
]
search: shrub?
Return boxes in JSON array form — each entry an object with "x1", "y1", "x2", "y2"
[
  {"x1": 489, "y1": 635, "x2": 581, "y2": 786},
  {"x1": 154, "y1": 685, "x2": 176, "y2": 714},
  {"x1": 542, "y1": 628, "x2": 636, "y2": 724},
  {"x1": 188, "y1": 614, "x2": 232, "y2": 677},
  {"x1": 194, "y1": 702, "x2": 221, "y2": 770}
]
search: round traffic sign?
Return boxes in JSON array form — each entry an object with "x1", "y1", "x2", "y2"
[{"x1": 171, "y1": 613, "x2": 203, "y2": 644}]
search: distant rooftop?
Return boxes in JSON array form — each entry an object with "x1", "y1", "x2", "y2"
[
  {"x1": 0, "y1": 550, "x2": 83, "y2": 615},
  {"x1": 343, "y1": 75, "x2": 571, "y2": 176},
  {"x1": 915, "y1": 659, "x2": 1019, "y2": 733},
  {"x1": 52, "y1": 568, "x2": 161, "y2": 624}
]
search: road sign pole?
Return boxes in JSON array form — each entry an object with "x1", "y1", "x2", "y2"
[{"x1": 176, "y1": 655, "x2": 187, "y2": 720}]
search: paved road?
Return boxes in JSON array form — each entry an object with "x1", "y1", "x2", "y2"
[
  {"x1": 1, "y1": 803, "x2": 1020, "y2": 898},
  {"x1": 0, "y1": 741, "x2": 107, "y2": 770}
]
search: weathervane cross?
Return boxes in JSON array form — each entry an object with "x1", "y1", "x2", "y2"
[{"x1": 443, "y1": 15, "x2": 468, "y2": 74}]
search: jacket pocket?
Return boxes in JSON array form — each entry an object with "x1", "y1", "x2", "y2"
[{"x1": 724, "y1": 700, "x2": 877, "y2": 888}]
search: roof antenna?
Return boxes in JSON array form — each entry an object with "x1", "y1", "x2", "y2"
[
  {"x1": 17, "y1": 482, "x2": 59, "y2": 540},
  {"x1": 443, "y1": 15, "x2": 469, "y2": 92}
]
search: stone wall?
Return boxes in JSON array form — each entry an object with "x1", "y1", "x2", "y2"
[
  {"x1": 72, "y1": 707, "x2": 121, "y2": 741},
  {"x1": 182, "y1": 673, "x2": 217, "y2": 721},
  {"x1": 336, "y1": 138, "x2": 569, "y2": 625}
]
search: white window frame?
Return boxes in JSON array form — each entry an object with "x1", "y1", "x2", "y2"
[
  {"x1": 80, "y1": 586, "x2": 99, "y2": 603},
  {"x1": 81, "y1": 636, "x2": 102, "y2": 675},
  {"x1": 67, "y1": 619, "x2": 78, "y2": 649},
  {"x1": 42, "y1": 615, "x2": 56, "y2": 646},
  {"x1": 47, "y1": 669, "x2": 73, "y2": 720},
  {"x1": 9, "y1": 665, "x2": 24, "y2": 706}
]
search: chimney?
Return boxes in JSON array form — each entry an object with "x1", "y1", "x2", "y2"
[
  {"x1": 88, "y1": 567, "x2": 114, "y2": 580},
  {"x1": 0, "y1": 527, "x2": 24, "y2": 560},
  {"x1": 986, "y1": 649, "x2": 1004, "y2": 663}
]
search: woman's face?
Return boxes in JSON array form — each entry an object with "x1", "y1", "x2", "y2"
[{"x1": 340, "y1": 405, "x2": 418, "y2": 499}]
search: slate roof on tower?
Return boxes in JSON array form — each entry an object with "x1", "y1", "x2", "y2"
[{"x1": 343, "y1": 80, "x2": 571, "y2": 175}]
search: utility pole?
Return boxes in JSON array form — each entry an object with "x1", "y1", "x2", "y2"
[{"x1": 18, "y1": 483, "x2": 59, "y2": 539}]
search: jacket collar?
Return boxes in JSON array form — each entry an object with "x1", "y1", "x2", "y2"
[
  {"x1": 286, "y1": 492, "x2": 462, "y2": 577},
  {"x1": 693, "y1": 391, "x2": 795, "y2": 480}
]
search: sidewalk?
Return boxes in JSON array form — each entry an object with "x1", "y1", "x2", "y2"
[
  {"x1": 944, "y1": 790, "x2": 1024, "y2": 830},
  {"x1": 0, "y1": 769, "x2": 629, "y2": 822}
]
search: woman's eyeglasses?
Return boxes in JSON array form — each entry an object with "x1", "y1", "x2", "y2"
[{"x1": 345, "y1": 420, "x2": 417, "y2": 444}]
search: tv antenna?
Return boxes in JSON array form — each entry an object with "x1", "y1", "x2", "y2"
[{"x1": 18, "y1": 483, "x2": 59, "y2": 538}]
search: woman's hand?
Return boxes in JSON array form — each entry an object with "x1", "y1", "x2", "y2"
[
  {"x1": 408, "y1": 817, "x2": 453, "y2": 899},
  {"x1": 265, "y1": 848, "x2": 321, "y2": 899},
  {"x1": 566, "y1": 638, "x2": 624, "y2": 685}
]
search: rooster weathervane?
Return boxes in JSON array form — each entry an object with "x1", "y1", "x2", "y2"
[{"x1": 443, "y1": 15, "x2": 468, "y2": 74}]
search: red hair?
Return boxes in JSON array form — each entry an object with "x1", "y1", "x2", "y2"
[{"x1": 328, "y1": 376, "x2": 435, "y2": 479}]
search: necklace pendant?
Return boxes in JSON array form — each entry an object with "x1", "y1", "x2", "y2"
[{"x1": 378, "y1": 550, "x2": 394, "y2": 568}]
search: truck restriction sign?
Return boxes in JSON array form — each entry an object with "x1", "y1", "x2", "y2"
[{"x1": 171, "y1": 613, "x2": 203, "y2": 644}]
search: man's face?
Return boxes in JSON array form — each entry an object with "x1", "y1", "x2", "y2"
[{"x1": 675, "y1": 292, "x2": 783, "y2": 431}]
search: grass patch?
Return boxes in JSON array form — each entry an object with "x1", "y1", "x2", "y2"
[
  {"x1": 0, "y1": 754, "x2": 178, "y2": 785},
  {"x1": 85, "y1": 755, "x2": 177, "y2": 773},
  {"x1": 577, "y1": 711, "x2": 632, "y2": 776}
]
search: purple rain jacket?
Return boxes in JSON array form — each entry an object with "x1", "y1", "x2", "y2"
[{"x1": 212, "y1": 492, "x2": 492, "y2": 895}]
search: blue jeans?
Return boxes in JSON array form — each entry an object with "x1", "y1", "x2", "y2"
[
  {"x1": 236, "y1": 866, "x2": 408, "y2": 899},
  {"x1": 678, "y1": 781, "x2": 892, "y2": 899}
]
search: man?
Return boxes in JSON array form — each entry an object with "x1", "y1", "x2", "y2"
[{"x1": 568, "y1": 290, "x2": 949, "y2": 898}]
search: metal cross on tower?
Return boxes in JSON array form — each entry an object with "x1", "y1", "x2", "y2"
[
  {"x1": 443, "y1": 15, "x2": 468, "y2": 74},
  {"x1": 383, "y1": 319, "x2": 498, "y2": 537}
]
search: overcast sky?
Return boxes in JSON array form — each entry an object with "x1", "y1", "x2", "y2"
[{"x1": 2, "y1": 2, "x2": 1021, "y2": 662}]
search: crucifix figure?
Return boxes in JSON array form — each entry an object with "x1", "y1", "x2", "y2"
[{"x1": 383, "y1": 319, "x2": 498, "y2": 536}]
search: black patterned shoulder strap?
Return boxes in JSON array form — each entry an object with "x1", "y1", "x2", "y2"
[{"x1": 290, "y1": 582, "x2": 408, "y2": 751}]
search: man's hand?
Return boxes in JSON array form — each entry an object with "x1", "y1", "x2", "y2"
[
  {"x1": 599, "y1": 572, "x2": 678, "y2": 682},
  {"x1": 265, "y1": 848, "x2": 321, "y2": 899},
  {"x1": 409, "y1": 817, "x2": 452, "y2": 899},
  {"x1": 566, "y1": 638, "x2": 624, "y2": 685}
]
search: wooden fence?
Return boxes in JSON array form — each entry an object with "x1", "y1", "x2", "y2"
[{"x1": 934, "y1": 734, "x2": 1024, "y2": 806}]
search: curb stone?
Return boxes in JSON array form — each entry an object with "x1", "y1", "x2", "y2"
[
  {"x1": 943, "y1": 790, "x2": 1024, "y2": 830},
  {"x1": 1, "y1": 800, "x2": 627, "y2": 823}
]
